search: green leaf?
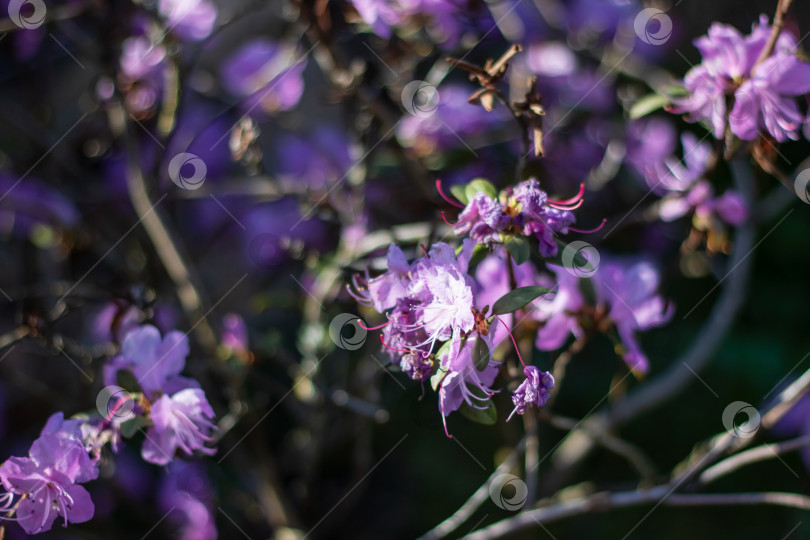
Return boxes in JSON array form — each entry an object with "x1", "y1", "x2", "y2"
[
  {"x1": 116, "y1": 369, "x2": 142, "y2": 393},
  {"x1": 467, "y1": 243, "x2": 490, "y2": 274},
  {"x1": 629, "y1": 93, "x2": 670, "y2": 120},
  {"x1": 504, "y1": 235, "x2": 530, "y2": 265},
  {"x1": 119, "y1": 416, "x2": 150, "y2": 438},
  {"x1": 465, "y1": 178, "x2": 498, "y2": 201},
  {"x1": 460, "y1": 401, "x2": 497, "y2": 425},
  {"x1": 663, "y1": 83, "x2": 688, "y2": 97},
  {"x1": 430, "y1": 365, "x2": 449, "y2": 392},
  {"x1": 449, "y1": 184, "x2": 469, "y2": 205},
  {"x1": 472, "y1": 336, "x2": 491, "y2": 371},
  {"x1": 492, "y1": 286, "x2": 553, "y2": 315}
]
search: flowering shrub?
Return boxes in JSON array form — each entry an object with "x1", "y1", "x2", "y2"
[{"x1": 0, "y1": 0, "x2": 809, "y2": 538}]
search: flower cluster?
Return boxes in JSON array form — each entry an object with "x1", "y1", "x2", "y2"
[
  {"x1": 508, "y1": 366, "x2": 555, "y2": 420},
  {"x1": 351, "y1": 241, "x2": 503, "y2": 434},
  {"x1": 445, "y1": 178, "x2": 597, "y2": 257},
  {"x1": 670, "y1": 15, "x2": 810, "y2": 142},
  {"x1": 0, "y1": 325, "x2": 217, "y2": 535},
  {"x1": 104, "y1": 325, "x2": 217, "y2": 465},
  {"x1": 0, "y1": 414, "x2": 97, "y2": 534}
]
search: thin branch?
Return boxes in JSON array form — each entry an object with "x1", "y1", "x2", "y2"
[
  {"x1": 753, "y1": 0, "x2": 795, "y2": 69},
  {"x1": 417, "y1": 437, "x2": 528, "y2": 540},
  {"x1": 700, "y1": 435, "x2": 810, "y2": 485}
]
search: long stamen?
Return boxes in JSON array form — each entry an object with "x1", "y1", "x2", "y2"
[
  {"x1": 495, "y1": 315, "x2": 526, "y2": 368},
  {"x1": 379, "y1": 335, "x2": 411, "y2": 355},
  {"x1": 548, "y1": 199, "x2": 583, "y2": 211},
  {"x1": 358, "y1": 319, "x2": 390, "y2": 331},
  {"x1": 547, "y1": 183, "x2": 584, "y2": 206},
  {"x1": 569, "y1": 219, "x2": 607, "y2": 234},
  {"x1": 440, "y1": 211, "x2": 457, "y2": 226},
  {"x1": 435, "y1": 179, "x2": 465, "y2": 208}
]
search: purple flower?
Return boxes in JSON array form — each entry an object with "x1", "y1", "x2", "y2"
[
  {"x1": 670, "y1": 15, "x2": 810, "y2": 141},
  {"x1": 730, "y1": 46, "x2": 810, "y2": 141},
  {"x1": 594, "y1": 260, "x2": 674, "y2": 374},
  {"x1": 453, "y1": 192, "x2": 510, "y2": 244},
  {"x1": 437, "y1": 338, "x2": 500, "y2": 432},
  {"x1": 533, "y1": 266, "x2": 584, "y2": 350},
  {"x1": 396, "y1": 85, "x2": 509, "y2": 156},
  {"x1": 158, "y1": 461, "x2": 217, "y2": 540},
  {"x1": 104, "y1": 325, "x2": 197, "y2": 399},
  {"x1": 221, "y1": 313, "x2": 249, "y2": 356},
  {"x1": 508, "y1": 366, "x2": 554, "y2": 420},
  {"x1": 0, "y1": 175, "x2": 79, "y2": 239},
  {"x1": 220, "y1": 40, "x2": 306, "y2": 116},
  {"x1": 0, "y1": 413, "x2": 97, "y2": 534},
  {"x1": 514, "y1": 179, "x2": 577, "y2": 257},
  {"x1": 158, "y1": 0, "x2": 217, "y2": 41},
  {"x1": 142, "y1": 389, "x2": 217, "y2": 465}
]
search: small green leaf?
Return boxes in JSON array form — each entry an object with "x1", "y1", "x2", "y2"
[
  {"x1": 467, "y1": 243, "x2": 490, "y2": 274},
  {"x1": 460, "y1": 401, "x2": 497, "y2": 425},
  {"x1": 629, "y1": 93, "x2": 670, "y2": 120},
  {"x1": 504, "y1": 235, "x2": 530, "y2": 265},
  {"x1": 492, "y1": 286, "x2": 553, "y2": 315},
  {"x1": 449, "y1": 184, "x2": 469, "y2": 205},
  {"x1": 116, "y1": 369, "x2": 142, "y2": 393},
  {"x1": 465, "y1": 178, "x2": 498, "y2": 201},
  {"x1": 472, "y1": 336, "x2": 491, "y2": 371},
  {"x1": 663, "y1": 83, "x2": 688, "y2": 97},
  {"x1": 430, "y1": 365, "x2": 449, "y2": 391},
  {"x1": 119, "y1": 416, "x2": 150, "y2": 438}
]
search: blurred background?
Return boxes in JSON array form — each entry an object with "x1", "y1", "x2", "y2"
[{"x1": 1, "y1": 0, "x2": 810, "y2": 538}]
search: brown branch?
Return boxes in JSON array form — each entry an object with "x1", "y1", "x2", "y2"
[
  {"x1": 753, "y1": 0, "x2": 795, "y2": 69},
  {"x1": 700, "y1": 435, "x2": 810, "y2": 485}
]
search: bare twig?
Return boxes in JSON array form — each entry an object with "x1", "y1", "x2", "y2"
[{"x1": 700, "y1": 435, "x2": 810, "y2": 485}]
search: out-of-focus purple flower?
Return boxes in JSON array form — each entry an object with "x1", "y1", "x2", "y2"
[
  {"x1": 565, "y1": 0, "x2": 636, "y2": 44},
  {"x1": 670, "y1": 15, "x2": 810, "y2": 141},
  {"x1": 0, "y1": 414, "x2": 97, "y2": 534},
  {"x1": 730, "y1": 45, "x2": 810, "y2": 141},
  {"x1": 533, "y1": 266, "x2": 584, "y2": 350},
  {"x1": 625, "y1": 118, "x2": 678, "y2": 191},
  {"x1": 158, "y1": 0, "x2": 217, "y2": 41},
  {"x1": 507, "y1": 366, "x2": 554, "y2": 420},
  {"x1": 158, "y1": 461, "x2": 217, "y2": 540},
  {"x1": 0, "y1": 175, "x2": 79, "y2": 239},
  {"x1": 221, "y1": 313, "x2": 248, "y2": 357},
  {"x1": 397, "y1": 85, "x2": 509, "y2": 156},
  {"x1": 142, "y1": 389, "x2": 216, "y2": 465},
  {"x1": 274, "y1": 127, "x2": 355, "y2": 192},
  {"x1": 220, "y1": 40, "x2": 306, "y2": 116},
  {"x1": 104, "y1": 325, "x2": 197, "y2": 399},
  {"x1": 120, "y1": 36, "x2": 166, "y2": 80},
  {"x1": 594, "y1": 260, "x2": 674, "y2": 374},
  {"x1": 349, "y1": 0, "x2": 489, "y2": 45}
]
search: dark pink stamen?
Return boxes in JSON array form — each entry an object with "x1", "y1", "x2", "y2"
[
  {"x1": 379, "y1": 334, "x2": 411, "y2": 354},
  {"x1": 495, "y1": 315, "x2": 526, "y2": 368},
  {"x1": 547, "y1": 183, "x2": 585, "y2": 206},
  {"x1": 440, "y1": 211, "x2": 458, "y2": 226},
  {"x1": 359, "y1": 320, "x2": 390, "y2": 331},
  {"x1": 548, "y1": 199, "x2": 584, "y2": 211},
  {"x1": 569, "y1": 219, "x2": 607, "y2": 234},
  {"x1": 436, "y1": 179, "x2": 465, "y2": 208}
]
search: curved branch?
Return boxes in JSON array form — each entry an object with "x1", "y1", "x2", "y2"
[
  {"x1": 465, "y1": 488, "x2": 810, "y2": 540},
  {"x1": 700, "y1": 435, "x2": 810, "y2": 485},
  {"x1": 417, "y1": 437, "x2": 527, "y2": 540}
]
